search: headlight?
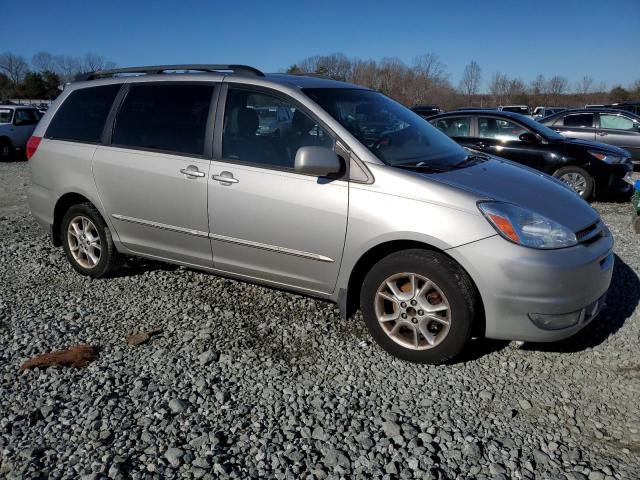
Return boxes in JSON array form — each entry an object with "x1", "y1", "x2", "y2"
[
  {"x1": 478, "y1": 202, "x2": 577, "y2": 249},
  {"x1": 588, "y1": 150, "x2": 625, "y2": 164}
]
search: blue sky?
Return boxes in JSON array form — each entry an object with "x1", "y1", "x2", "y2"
[{"x1": 2, "y1": 0, "x2": 639, "y2": 90}]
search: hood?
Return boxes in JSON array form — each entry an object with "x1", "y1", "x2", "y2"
[
  {"x1": 557, "y1": 137, "x2": 631, "y2": 157},
  {"x1": 425, "y1": 157, "x2": 600, "y2": 232}
]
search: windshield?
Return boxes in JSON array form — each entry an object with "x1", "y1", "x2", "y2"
[
  {"x1": 303, "y1": 88, "x2": 466, "y2": 167},
  {"x1": 0, "y1": 109, "x2": 12, "y2": 124},
  {"x1": 513, "y1": 114, "x2": 565, "y2": 141}
]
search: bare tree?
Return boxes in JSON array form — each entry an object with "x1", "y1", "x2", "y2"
[
  {"x1": 0, "y1": 52, "x2": 29, "y2": 84},
  {"x1": 412, "y1": 53, "x2": 446, "y2": 82},
  {"x1": 459, "y1": 60, "x2": 482, "y2": 97},
  {"x1": 80, "y1": 53, "x2": 116, "y2": 73},
  {"x1": 53, "y1": 55, "x2": 83, "y2": 80},
  {"x1": 576, "y1": 75, "x2": 593, "y2": 95},
  {"x1": 31, "y1": 51, "x2": 57, "y2": 73},
  {"x1": 547, "y1": 75, "x2": 568, "y2": 96},
  {"x1": 489, "y1": 72, "x2": 510, "y2": 105},
  {"x1": 529, "y1": 75, "x2": 546, "y2": 96}
]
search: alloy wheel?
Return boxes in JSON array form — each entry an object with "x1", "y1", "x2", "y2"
[
  {"x1": 559, "y1": 172, "x2": 588, "y2": 196},
  {"x1": 67, "y1": 216, "x2": 101, "y2": 269},
  {"x1": 374, "y1": 272, "x2": 451, "y2": 350}
]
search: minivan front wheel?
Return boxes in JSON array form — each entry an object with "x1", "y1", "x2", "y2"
[
  {"x1": 553, "y1": 166, "x2": 594, "y2": 199},
  {"x1": 61, "y1": 203, "x2": 123, "y2": 278},
  {"x1": 361, "y1": 249, "x2": 476, "y2": 364}
]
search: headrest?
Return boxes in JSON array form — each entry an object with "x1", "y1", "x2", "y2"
[{"x1": 238, "y1": 108, "x2": 259, "y2": 136}]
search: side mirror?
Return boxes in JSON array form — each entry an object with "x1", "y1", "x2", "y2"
[
  {"x1": 519, "y1": 132, "x2": 539, "y2": 143},
  {"x1": 294, "y1": 146, "x2": 343, "y2": 177}
]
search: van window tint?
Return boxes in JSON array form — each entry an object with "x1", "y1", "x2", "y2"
[
  {"x1": 563, "y1": 113, "x2": 594, "y2": 128},
  {"x1": 222, "y1": 88, "x2": 333, "y2": 169},
  {"x1": 113, "y1": 84, "x2": 213, "y2": 156},
  {"x1": 46, "y1": 84, "x2": 121, "y2": 143}
]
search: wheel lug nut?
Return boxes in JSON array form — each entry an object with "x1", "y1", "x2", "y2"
[
  {"x1": 412, "y1": 318, "x2": 417, "y2": 324},
  {"x1": 418, "y1": 310, "x2": 424, "y2": 316},
  {"x1": 400, "y1": 302, "x2": 407, "y2": 308},
  {"x1": 410, "y1": 300, "x2": 417, "y2": 306},
  {"x1": 401, "y1": 313, "x2": 407, "y2": 319}
]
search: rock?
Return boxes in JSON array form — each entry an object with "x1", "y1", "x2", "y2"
[
  {"x1": 382, "y1": 421, "x2": 402, "y2": 438},
  {"x1": 198, "y1": 349, "x2": 219, "y2": 365},
  {"x1": 518, "y1": 399, "x2": 533, "y2": 410},
  {"x1": 168, "y1": 398, "x2": 188, "y2": 413},
  {"x1": 165, "y1": 448, "x2": 185, "y2": 467}
]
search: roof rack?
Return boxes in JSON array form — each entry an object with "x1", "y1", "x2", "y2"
[{"x1": 78, "y1": 64, "x2": 264, "y2": 81}]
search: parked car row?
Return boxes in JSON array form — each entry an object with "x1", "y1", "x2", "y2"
[{"x1": 27, "y1": 64, "x2": 616, "y2": 364}]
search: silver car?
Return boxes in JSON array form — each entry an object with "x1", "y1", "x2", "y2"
[
  {"x1": 27, "y1": 64, "x2": 614, "y2": 364},
  {"x1": 540, "y1": 108, "x2": 640, "y2": 165}
]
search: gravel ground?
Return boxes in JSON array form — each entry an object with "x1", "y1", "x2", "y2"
[{"x1": 1, "y1": 160, "x2": 639, "y2": 480}]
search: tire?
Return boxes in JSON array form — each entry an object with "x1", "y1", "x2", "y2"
[
  {"x1": 553, "y1": 166, "x2": 594, "y2": 199},
  {"x1": 61, "y1": 203, "x2": 124, "y2": 278},
  {"x1": 360, "y1": 249, "x2": 476, "y2": 364},
  {"x1": 0, "y1": 139, "x2": 11, "y2": 162}
]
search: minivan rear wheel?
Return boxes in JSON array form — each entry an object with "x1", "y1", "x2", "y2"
[
  {"x1": 553, "y1": 166, "x2": 594, "y2": 199},
  {"x1": 360, "y1": 249, "x2": 476, "y2": 364},
  {"x1": 61, "y1": 203, "x2": 123, "y2": 278}
]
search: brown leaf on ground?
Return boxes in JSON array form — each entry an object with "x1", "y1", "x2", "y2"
[
  {"x1": 20, "y1": 345, "x2": 95, "y2": 370},
  {"x1": 125, "y1": 328, "x2": 163, "y2": 346}
]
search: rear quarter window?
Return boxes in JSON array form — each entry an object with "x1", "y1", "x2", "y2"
[{"x1": 45, "y1": 84, "x2": 122, "y2": 143}]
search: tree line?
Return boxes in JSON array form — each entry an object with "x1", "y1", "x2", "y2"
[
  {"x1": 0, "y1": 51, "x2": 116, "y2": 100},
  {"x1": 286, "y1": 53, "x2": 640, "y2": 109},
  {"x1": 3, "y1": 50, "x2": 639, "y2": 108}
]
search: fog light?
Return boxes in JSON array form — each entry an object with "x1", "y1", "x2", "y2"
[{"x1": 528, "y1": 310, "x2": 582, "y2": 330}]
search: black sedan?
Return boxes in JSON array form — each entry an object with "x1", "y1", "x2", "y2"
[{"x1": 428, "y1": 110, "x2": 633, "y2": 199}]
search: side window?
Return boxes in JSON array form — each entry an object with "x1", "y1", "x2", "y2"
[
  {"x1": 222, "y1": 88, "x2": 333, "y2": 170},
  {"x1": 478, "y1": 117, "x2": 527, "y2": 141},
  {"x1": 562, "y1": 113, "x2": 594, "y2": 128},
  {"x1": 0, "y1": 109, "x2": 13, "y2": 123},
  {"x1": 14, "y1": 109, "x2": 39, "y2": 126},
  {"x1": 431, "y1": 117, "x2": 471, "y2": 137},
  {"x1": 112, "y1": 84, "x2": 213, "y2": 156},
  {"x1": 45, "y1": 84, "x2": 121, "y2": 143},
  {"x1": 599, "y1": 114, "x2": 635, "y2": 131}
]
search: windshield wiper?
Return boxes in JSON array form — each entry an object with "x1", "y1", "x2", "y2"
[
  {"x1": 394, "y1": 162, "x2": 449, "y2": 173},
  {"x1": 452, "y1": 154, "x2": 488, "y2": 168}
]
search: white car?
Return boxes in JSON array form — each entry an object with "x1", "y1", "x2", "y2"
[{"x1": 0, "y1": 105, "x2": 42, "y2": 160}]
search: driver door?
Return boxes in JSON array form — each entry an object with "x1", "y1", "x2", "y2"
[
  {"x1": 474, "y1": 115, "x2": 543, "y2": 169},
  {"x1": 207, "y1": 86, "x2": 348, "y2": 294}
]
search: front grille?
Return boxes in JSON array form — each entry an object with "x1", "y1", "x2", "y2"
[{"x1": 576, "y1": 221, "x2": 604, "y2": 244}]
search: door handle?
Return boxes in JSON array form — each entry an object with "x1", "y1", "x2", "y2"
[
  {"x1": 212, "y1": 172, "x2": 239, "y2": 185},
  {"x1": 597, "y1": 132, "x2": 608, "y2": 136},
  {"x1": 474, "y1": 142, "x2": 487, "y2": 148},
  {"x1": 180, "y1": 166, "x2": 205, "y2": 178}
]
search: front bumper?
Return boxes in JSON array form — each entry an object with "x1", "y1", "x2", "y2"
[
  {"x1": 447, "y1": 233, "x2": 614, "y2": 342},
  {"x1": 592, "y1": 161, "x2": 633, "y2": 195}
]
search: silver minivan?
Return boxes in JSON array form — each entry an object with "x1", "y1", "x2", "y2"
[{"x1": 27, "y1": 64, "x2": 614, "y2": 363}]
